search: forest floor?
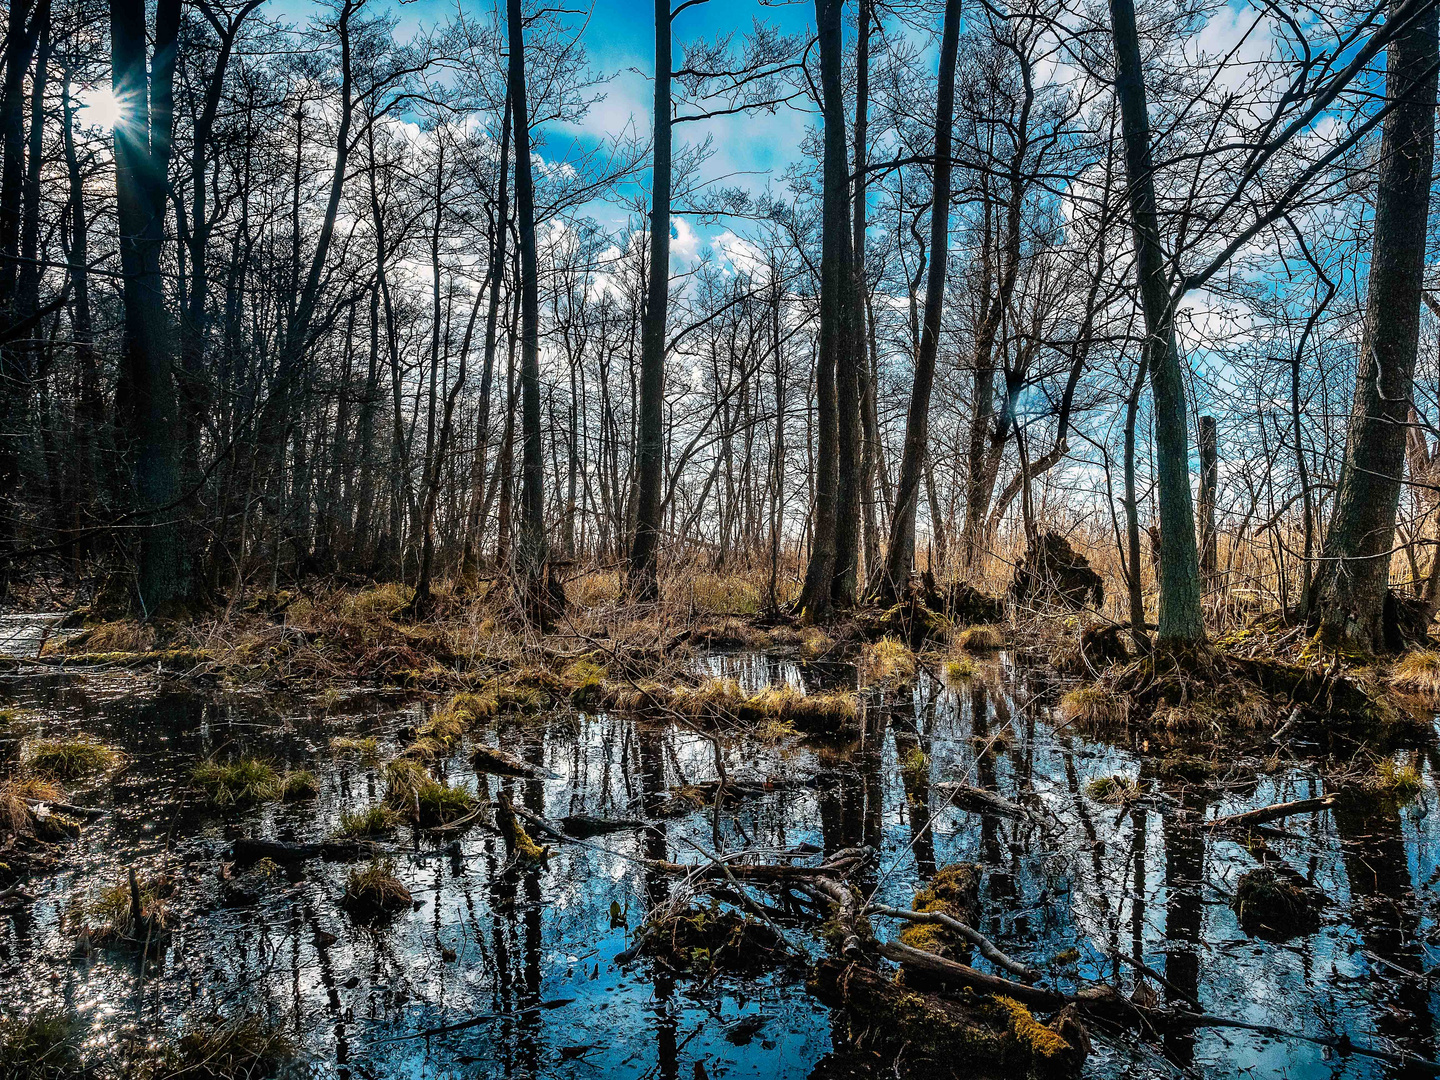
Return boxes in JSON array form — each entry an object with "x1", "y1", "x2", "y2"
[{"x1": 2, "y1": 571, "x2": 1440, "y2": 1078}]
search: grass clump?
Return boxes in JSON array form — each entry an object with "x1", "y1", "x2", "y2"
[
  {"x1": 191, "y1": 758, "x2": 281, "y2": 805},
  {"x1": 343, "y1": 858, "x2": 412, "y2": 920},
  {"x1": 24, "y1": 736, "x2": 120, "y2": 779},
  {"x1": 862, "y1": 636, "x2": 917, "y2": 684},
  {"x1": 1372, "y1": 757, "x2": 1423, "y2": 806},
  {"x1": 1085, "y1": 774, "x2": 1141, "y2": 806},
  {"x1": 0, "y1": 1010, "x2": 86, "y2": 1079},
  {"x1": 382, "y1": 759, "x2": 476, "y2": 826},
  {"x1": 278, "y1": 770, "x2": 317, "y2": 800},
  {"x1": 150, "y1": 1014, "x2": 300, "y2": 1079},
  {"x1": 330, "y1": 735, "x2": 380, "y2": 762},
  {"x1": 1393, "y1": 649, "x2": 1440, "y2": 697},
  {"x1": 954, "y1": 625, "x2": 1004, "y2": 652},
  {"x1": 79, "y1": 870, "x2": 174, "y2": 945},
  {"x1": 1057, "y1": 684, "x2": 1125, "y2": 735},
  {"x1": 942, "y1": 655, "x2": 976, "y2": 683},
  {"x1": 0, "y1": 777, "x2": 74, "y2": 843},
  {"x1": 1233, "y1": 867, "x2": 1322, "y2": 939},
  {"x1": 333, "y1": 805, "x2": 402, "y2": 839}
]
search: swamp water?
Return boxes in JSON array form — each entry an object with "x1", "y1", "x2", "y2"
[{"x1": 2, "y1": 651, "x2": 1439, "y2": 1078}]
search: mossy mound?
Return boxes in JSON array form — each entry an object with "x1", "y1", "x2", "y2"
[
  {"x1": 642, "y1": 902, "x2": 789, "y2": 976},
  {"x1": 1233, "y1": 867, "x2": 1322, "y2": 940},
  {"x1": 343, "y1": 858, "x2": 413, "y2": 921},
  {"x1": 809, "y1": 959, "x2": 1087, "y2": 1078},
  {"x1": 898, "y1": 864, "x2": 981, "y2": 960}
]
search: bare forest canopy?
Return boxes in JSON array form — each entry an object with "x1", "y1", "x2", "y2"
[{"x1": 3, "y1": 0, "x2": 1440, "y2": 654}]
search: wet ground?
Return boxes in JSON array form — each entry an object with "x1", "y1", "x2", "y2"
[{"x1": 2, "y1": 650, "x2": 1440, "y2": 1078}]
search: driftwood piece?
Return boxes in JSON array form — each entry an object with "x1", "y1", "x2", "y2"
[
  {"x1": 470, "y1": 745, "x2": 558, "y2": 780},
  {"x1": 938, "y1": 782, "x2": 1042, "y2": 824},
  {"x1": 1201, "y1": 793, "x2": 1338, "y2": 831}
]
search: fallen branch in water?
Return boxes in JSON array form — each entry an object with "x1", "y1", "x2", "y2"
[
  {"x1": 21, "y1": 796, "x2": 105, "y2": 819},
  {"x1": 867, "y1": 902, "x2": 1041, "y2": 982},
  {"x1": 937, "y1": 782, "x2": 1043, "y2": 825},
  {"x1": 1201, "y1": 793, "x2": 1339, "y2": 831}
]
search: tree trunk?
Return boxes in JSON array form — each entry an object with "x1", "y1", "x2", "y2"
[
  {"x1": 1108, "y1": 0, "x2": 1205, "y2": 645},
  {"x1": 874, "y1": 0, "x2": 960, "y2": 601},
  {"x1": 799, "y1": 0, "x2": 854, "y2": 620},
  {"x1": 627, "y1": 0, "x2": 671, "y2": 602},
  {"x1": 1311, "y1": 0, "x2": 1438, "y2": 654},
  {"x1": 111, "y1": 0, "x2": 188, "y2": 614}
]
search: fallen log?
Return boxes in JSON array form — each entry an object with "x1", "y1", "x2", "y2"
[
  {"x1": 1201, "y1": 793, "x2": 1338, "y2": 831},
  {"x1": 22, "y1": 796, "x2": 105, "y2": 819},
  {"x1": 558, "y1": 814, "x2": 649, "y2": 837},
  {"x1": 470, "y1": 745, "x2": 558, "y2": 780},
  {"x1": 938, "y1": 782, "x2": 1042, "y2": 824}
]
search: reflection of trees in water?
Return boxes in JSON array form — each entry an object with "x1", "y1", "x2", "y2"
[
  {"x1": 1333, "y1": 788, "x2": 1435, "y2": 1074},
  {"x1": 1159, "y1": 772, "x2": 1206, "y2": 1066},
  {"x1": 892, "y1": 696, "x2": 936, "y2": 880},
  {"x1": 638, "y1": 724, "x2": 679, "y2": 1080}
]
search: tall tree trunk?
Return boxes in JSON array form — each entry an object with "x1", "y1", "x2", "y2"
[
  {"x1": 1108, "y1": 0, "x2": 1205, "y2": 645},
  {"x1": 627, "y1": 0, "x2": 671, "y2": 602},
  {"x1": 1311, "y1": 0, "x2": 1438, "y2": 653},
  {"x1": 797, "y1": 0, "x2": 853, "y2": 620},
  {"x1": 874, "y1": 0, "x2": 959, "y2": 601},
  {"x1": 112, "y1": 0, "x2": 187, "y2": 614},
  {"x1": 463, "y1": 90, "x2": 511, "y2": 575}
]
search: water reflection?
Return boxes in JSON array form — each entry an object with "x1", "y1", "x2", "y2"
[{"x1": 0, "y1": 658, "x2": 1437, "y2": 1079}]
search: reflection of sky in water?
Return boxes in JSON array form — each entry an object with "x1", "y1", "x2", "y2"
[{"x1": 0, "y1": 655, "x2": 1437, "y2": 1078}]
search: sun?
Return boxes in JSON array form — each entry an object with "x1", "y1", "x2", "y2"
[{"x1": 77, "y1": 86, "x2": 124, "y2": 130}]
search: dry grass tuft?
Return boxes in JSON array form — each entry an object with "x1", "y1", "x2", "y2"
[
  {"x1": 942, "y1": 655, "x2": 976, "y2": 683},
  {"x1": 1057, "y1": 684, "x2": 1127, "y2": 736},
  {"x1": 152, "y1": 1014, "x2": 300, "y2": 1079},
  {"x1": 954, "y1": 625, "x2": 1005, "y2": 652},
  {"x1": 382, "y1": 759, "x2": 476, "y2": 826},
  {"x1": 1085, "y1": 774, "x2": 1142, "y2": 806},
  {"x1": 330, "y1": 735, "x2": 381, "y2": 762},
  {"x1": 78, "y1": 870, "x2": 174, "y2": 945},
  {"x1": 0, "y1": 1010, "x2": 85, "y2": 1079},
  {"x1": 332, "y1": 805, "x2": 401, "y2": 839},
  {"x1": 278, "y1": 770, "x2": 317, "y2": 800},
  {"x1": 862, "y1": 636, "x2": 917, "y2": 684},
  {"x1": 343, "y1": 858, "x2": 412, "y2": 919},
  {"x1": 190, "y1": 758, "x2": 280, "y2": 806},
  {"x1": 1393, "y1": 650, "x2": 1440, "y2": 697},
  {"x1": 79, "y1": 620, "x2": 156, "y2": 653}
]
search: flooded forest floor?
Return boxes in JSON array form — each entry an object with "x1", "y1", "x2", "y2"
[{"x1": 4, "y1": 582, "x2": 1440, "y2": 1079}]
